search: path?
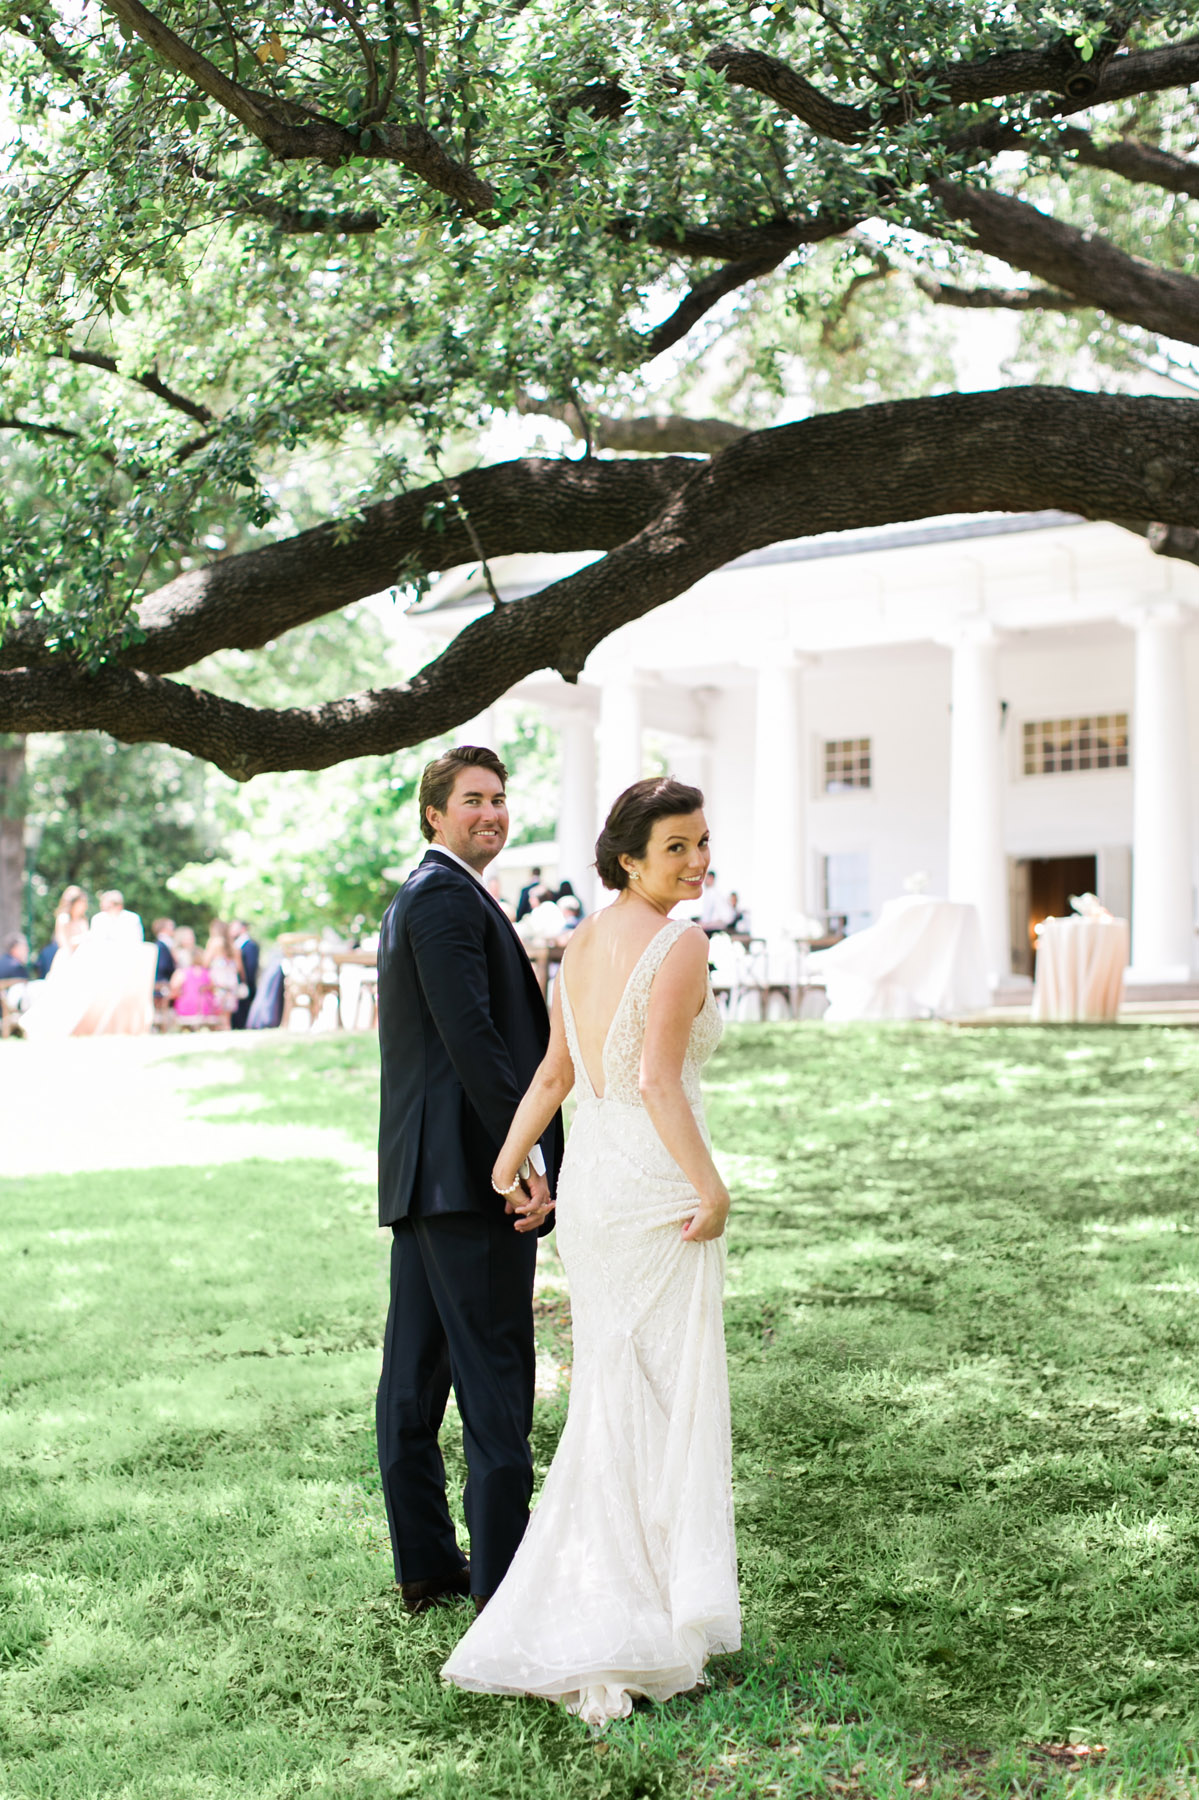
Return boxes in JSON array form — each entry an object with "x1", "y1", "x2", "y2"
[{"x1": 0, "y1": 1032, "x2": 375, "y2": 1182}]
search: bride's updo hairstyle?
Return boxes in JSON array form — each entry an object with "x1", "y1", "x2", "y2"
[{"x1": 595, "y1": 777, "x2": 705, "y2": 891}]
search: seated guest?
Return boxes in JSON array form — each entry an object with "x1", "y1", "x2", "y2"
[
  {"x1": 516, "y1": 884, "x2": 566, "y2": 946},
  {"x1": 698, "y1": 870, "x2": 736, "y2": 936},
  {"x1": 151, "y1": 918, "x2": 176, "y2": 984},
  {"x1": 555, "y1": 878, "x2": 585, "y2": 918},
  {"x1": 727, "y1": 892, "x2": 745, "y2": 934},
  {"x1": 558, "y1": 896, "x2": 582, "y2": 933},
  {"x1": 0, "y1": 932, "x2": 30, "y2": 980},
  {"x1": 35, "y1": 941, "x2": 57, "y2": 978}
]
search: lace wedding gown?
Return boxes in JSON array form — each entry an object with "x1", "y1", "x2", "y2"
[{"x1": 442, "y1": 919, "x2": 740, "y2": 1727}]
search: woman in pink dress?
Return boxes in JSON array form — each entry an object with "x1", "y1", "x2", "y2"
[{"x1": 170, "y1": 948, "x2": 216, "y2": 1022}]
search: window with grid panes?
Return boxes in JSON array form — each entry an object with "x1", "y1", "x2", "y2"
[
  {"x1": 823, "y1": 738, "x2": 871, "y2": 793},
  {"x1": 1021, "y1": 714, "x2": 1129, "y2": 776}
]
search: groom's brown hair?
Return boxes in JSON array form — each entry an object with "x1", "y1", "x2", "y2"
[{"x1": 419, "y1": 745, "x2": 510, "y2": 841}]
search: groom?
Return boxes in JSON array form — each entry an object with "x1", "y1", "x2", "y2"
[{"x1": 375, "y1": 745, "x2": 564, "y2": 1615}]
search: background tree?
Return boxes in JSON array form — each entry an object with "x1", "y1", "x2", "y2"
[
  {"x1": 1, "y1": 0, "x2": 1197, "y2": 783},
  {"x1": 20, "y1": 605, "x2": 560, "y2": 945},
  {"x1": 25, "y1": 733, "x2": 219, "y2": 948}
]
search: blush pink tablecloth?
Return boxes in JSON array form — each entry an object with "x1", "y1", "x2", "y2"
[{"x1": 1030, "y1": 915, "x2": 1128, "y2": 1022}]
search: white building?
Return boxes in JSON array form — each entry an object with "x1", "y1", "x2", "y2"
[{"x1": 408, "y1": 511, "x2": 1199, "y2": 993}]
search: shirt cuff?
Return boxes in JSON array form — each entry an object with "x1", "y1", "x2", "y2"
[{"x1": 527, "y1": 1144, "x2": 546, "y2": 1177}]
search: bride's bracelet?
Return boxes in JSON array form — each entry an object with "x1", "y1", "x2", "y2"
[{"x1": 491, "y1": 1160, "x2": 529, "y2": 1198}]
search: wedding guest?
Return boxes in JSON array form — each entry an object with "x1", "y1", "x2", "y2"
[
  {"x1": 54, "y1": 886, "x2": 90, "y2": 956},
  {"x1": 558, "y1": 896, "x2": 582, "y2": 933},
  {"x1": 698, "y1": 870, "x2": 736, "y2": 936},
  {"x1": 230, "y1": 918, "x2": 259, "y2": 1030},
  {"x1": 170, "y1": 946, "x2": 215, "y2": 1022},
  {"x1": 202, "y1": 920, "x2": 243, "y2": 1026},
  {"x1": 151, "y1": 918, "x2": 176, "y2": 985},
  {"x1": 515, "y1": 866, "x2": 542, "y2": 922},
  {"x1": 0, "y1": 932, "x2": 30, "y2": 980},
  {"x1": 555, "y1": 878, "x2": 584, "y2": 917},
  {"x1": 0, "y1": 933, "x2": 32, "y2": 1025},
  {"x1": 516, "y1": 885, "x2": 566, "y2": 946},
  {"x1": 92, "y1": 890, "x2": 144, "y2": 942},
  {"x1": 35, "y1": 941, "x2": 57, "y2": 978}
]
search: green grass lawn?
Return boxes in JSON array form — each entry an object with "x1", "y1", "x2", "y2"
[{"x1": 3, "y1": 1023, "x2": 1199, "y2": 1798}]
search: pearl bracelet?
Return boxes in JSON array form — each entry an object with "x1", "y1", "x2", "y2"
[{"x1": 491, "y1": 1159, "x2": 530, "y2": 1198}]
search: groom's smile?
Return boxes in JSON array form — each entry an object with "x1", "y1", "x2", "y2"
[{"x1": 425, "y1": 765, "x2": 511, "y2": 873}]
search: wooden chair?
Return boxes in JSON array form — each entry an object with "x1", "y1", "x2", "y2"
[
  {"x1": 277, "y1": 934, "x2": 342, "y2": 1030},
  {"x1": 152, "y1": 980, "x2": 174, "y2": 1032}
]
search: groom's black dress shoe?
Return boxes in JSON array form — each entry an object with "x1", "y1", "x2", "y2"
[{"x1": 399, "y1": 1567, "x2": 472, "y2": 1614}]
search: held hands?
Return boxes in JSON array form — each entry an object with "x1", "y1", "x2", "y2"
[
  {"x1": 511, "y1": 1168, "x2": 553, "y2": 1233},
  {"x1": 492, "y1": 1155, "x2": 554, "y2": 1233},
  {"x1": 681, "y1": 1187, "x2": 730, "y2": 1243}
]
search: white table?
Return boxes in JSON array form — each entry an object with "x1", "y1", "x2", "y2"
[
  {"x1": 807, "y1": 895, "x2": 991, "y2": 1022},
  {"x1": 1031, "y1": 915, "x2": 1128, "y2": 1022}
]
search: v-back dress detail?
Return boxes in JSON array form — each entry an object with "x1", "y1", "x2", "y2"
[{"x1": 442, "y1": 919, "x2": 740, "y2": 1727}]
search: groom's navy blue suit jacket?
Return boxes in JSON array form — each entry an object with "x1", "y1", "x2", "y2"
[{"x1": 376, "y1": 847, "x2": 563, "y2": 1229}]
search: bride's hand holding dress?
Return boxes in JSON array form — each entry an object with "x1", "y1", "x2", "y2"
[{"x1": 634, "y1": 925, "x2": 731, "y2": 1243}]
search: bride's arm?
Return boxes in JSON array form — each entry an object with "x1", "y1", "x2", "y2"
[
  {"x1": 492, "y1": 977, "x2": 575, "y2": 1196},
  {"x1": 639, "y1": 928, "x2": 730, "y2": 1242}
]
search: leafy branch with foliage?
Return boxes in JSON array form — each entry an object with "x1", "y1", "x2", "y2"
[{"x1": 1, "y1": 0, "x2": 1197, "y2": 777}]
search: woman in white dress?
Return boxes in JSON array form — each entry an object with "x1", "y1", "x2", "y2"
[{"x1": 442, "y1": 778, "x2": 740, "y2": 1727}]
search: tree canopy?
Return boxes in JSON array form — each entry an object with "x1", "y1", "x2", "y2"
[{"x1": 1, "y1": 0, "x2": 1198, "y2": 777}]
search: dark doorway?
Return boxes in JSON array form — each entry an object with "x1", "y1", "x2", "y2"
[{"x1": 1027, "y1": 854, "x2": 1097, "y2": 969}]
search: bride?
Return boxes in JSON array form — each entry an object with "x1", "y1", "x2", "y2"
[{"x1": 442, "y1": 776, "x2": 740, "y2": 1727}]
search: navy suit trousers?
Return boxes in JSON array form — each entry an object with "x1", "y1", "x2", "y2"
[{"x1": 375, "y1": 1211, "x2": 538, "y2": 1597}]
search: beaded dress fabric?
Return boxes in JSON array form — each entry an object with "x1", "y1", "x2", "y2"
[{"x1": 442, "y1": 919, "x2": 740, "y2": 1727}]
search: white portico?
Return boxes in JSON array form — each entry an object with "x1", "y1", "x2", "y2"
[{"x1": 406, "y1": 512, "x2": 1199, "y2": 993}]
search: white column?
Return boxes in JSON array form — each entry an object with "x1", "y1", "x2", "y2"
[
  {"x1": 752, "y1": 657, "x2": 808, "y2": 943},
  {"x1": 556, "y1": 708, "x2": 599, "y2": 909},
  {"x1": 670, "y1": 739, "x2": 713, "y2": 806},
  {"x1": 946, "y1": 626, "x2": 1010, "y2": 985},
  {"x1": 1127, "y1": 602, "x2": 1194, "y2": 982},
  {"x1": 597, "y1": 676, "x2": 643, "y2": 820}
]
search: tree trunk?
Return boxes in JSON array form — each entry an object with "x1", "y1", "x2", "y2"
[{"x1": 0, "y1": 735, "x2": 27, "y2": 944}]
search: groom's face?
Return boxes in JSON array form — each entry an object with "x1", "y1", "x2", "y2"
[{"x1": 427, "y1": 767, "x2": 510, "y2": 872}]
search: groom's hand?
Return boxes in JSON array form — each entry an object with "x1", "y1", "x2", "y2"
[{"x1": 511, "y1": 1168, "x2": 553, "y2": 1233}]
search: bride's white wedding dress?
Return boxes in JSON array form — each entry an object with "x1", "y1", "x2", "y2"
[{"x1": 442, "y1": 919, "x2": 740, "y2": 1727}]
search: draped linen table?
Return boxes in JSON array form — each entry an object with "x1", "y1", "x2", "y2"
[
  {"x1": 807, "y1": 894, "x2": 991, "y2": 1022},
  {"x1": 1030, "y1": 915, "x2": 1128, "y2": 1022}
]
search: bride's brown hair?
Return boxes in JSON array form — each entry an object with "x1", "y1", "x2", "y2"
[{"x1": 595, "y1": 777, "x2": 705, "y2": 891}]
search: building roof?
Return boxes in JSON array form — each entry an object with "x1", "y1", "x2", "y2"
[{"x1": 412, "y1": 510, "x2": 1088, "y2": 614}]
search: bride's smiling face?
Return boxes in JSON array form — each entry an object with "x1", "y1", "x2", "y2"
[{"x1": 622, "y1": 811, "x2": 711, "y2": 912}]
